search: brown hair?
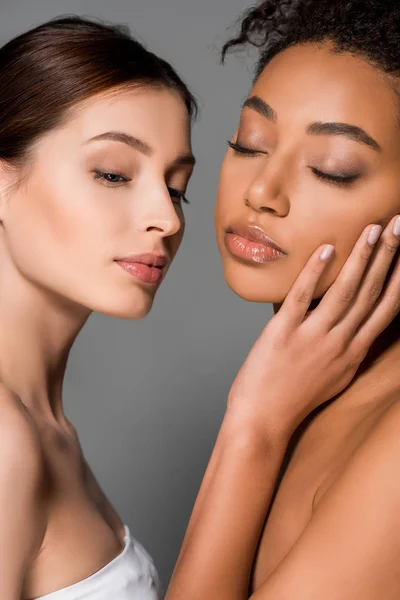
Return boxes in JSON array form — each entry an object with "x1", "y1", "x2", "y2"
[{"x1": 0, "y1": 16, "x2": 197, "y2": 167}]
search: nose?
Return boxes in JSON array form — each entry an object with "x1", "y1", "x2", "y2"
[
  {"x1": 244, "y1": 158, "x2": 290, "y2": 217},
  {"x1": 136, "y1": 184, "x2": 183, "y2": 237}
]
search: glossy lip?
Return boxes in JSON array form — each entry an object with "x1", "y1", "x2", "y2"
[
  {"x1": 225, "y1": 223, "x2": 287, "y2": 255},
  {"x1": 114, "y1": 252, "x2": 168, "y2": 268}
]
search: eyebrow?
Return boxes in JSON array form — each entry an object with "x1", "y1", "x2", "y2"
[
  {"x1": 243, "y1": 96, "x2": 277, "y2": 122},
  {"x1": 307, "y1": 122, "x2": 381, "y2": 152},
  {"x1": 84, "y1": 131, "x2": 196, "y2": 166},
  {"x1": 242, "y1": 95, "x2": 381, "y2": 152}
]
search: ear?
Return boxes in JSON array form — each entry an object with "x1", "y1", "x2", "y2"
[
  {"x1": 0, "y1": 160, "x2": 17, "y2": 223},
  {"x1": 0, "y1": 176, "x2": 7, "y2": 224},
  {"x1": 0, "y1": 166, "x2": 6, "y2": 223}
]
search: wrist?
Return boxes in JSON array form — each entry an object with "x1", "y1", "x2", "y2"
[{"x1": 221, "y1": 403, "x2": 292, "y2": 454}]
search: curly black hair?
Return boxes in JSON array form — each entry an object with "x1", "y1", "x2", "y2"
[{"x1": 222, "y1": 0, "x2": 400, "y2": 80}]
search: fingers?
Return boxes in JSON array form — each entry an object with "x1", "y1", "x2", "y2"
[
  {"x1": 277, "y1": 214, "x2": 400, "y2": 337},
  {"x1": 353, "y1": 242, "x2": 400, "y2": 350},
  {"x1": 311, "y1": 222, "x2": 384, "y2": 330},
  {"x1": 278, "y1": 244, "x2": 335, "y2": 329},
  {"x1": 337, "y1": 214, "x2": 400, "y2": 335}
]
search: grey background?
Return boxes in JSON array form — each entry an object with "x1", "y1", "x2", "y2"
[{"x1": 0, "y1": 0, "x2": 273, "y2": 587}]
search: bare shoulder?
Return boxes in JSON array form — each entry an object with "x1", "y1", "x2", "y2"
[
  {"x1": 315, "y1": 396, "x2": 400, "y2": 511},
  {"x1": 0, "y1": 384, "x2": 47, "y2": 597},
  {"x1": 251, "y1": 399, "x2": 400, "y2": 598},
  {"x1": 350, "y1": 397, "x2": 400, "y2": 463}
]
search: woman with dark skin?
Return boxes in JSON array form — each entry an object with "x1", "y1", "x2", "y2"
[{"x1": 167, "y1": 1, "x2": 400, "y2": 598}]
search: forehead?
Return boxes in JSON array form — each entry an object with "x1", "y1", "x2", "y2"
[
  {"x1": 59, "y1": 86, "x2": 192, "y2": 153},
  {"x1": 250, "y1": 44, "x2": 400, "y2": 151}
]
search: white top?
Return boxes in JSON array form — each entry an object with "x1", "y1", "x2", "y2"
[{"x1": 33, "y1": 525, "x2": 163, "y2": 599}]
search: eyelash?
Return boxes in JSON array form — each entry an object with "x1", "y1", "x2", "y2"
[
  {"x1": 227, "y1": 141, "x2": 261, "y2": 157},
  {"x1": 168, "y1": 187, "x2": 190, "y2": 205},
  {"x1": 93, "y1": 171, "x2": 190, "y2": 204},
  {"x1": 93, "y1": 170, "x2": 129, "y2": 186},
  {"x1": 227, "y1": 141, "x2": 359, "y2": 187},
  {"x1": 310, "y1": 168, "x2": 359, "y2": 186}
]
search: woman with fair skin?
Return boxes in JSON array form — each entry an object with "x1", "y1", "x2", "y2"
[
  {"x1": 167, "y1": 1, "x2": 400, "y2": 598},
  {"x1": 0, "y1": 16, "x2": 197, "y2": 599}
]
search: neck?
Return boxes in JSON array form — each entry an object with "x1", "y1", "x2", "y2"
[
  {"x1": 344, "y1": 313, "x2": 400, "y2": 407},
  {"x1": 0, "y1": 255, "x2": 91, "y2": 428}
]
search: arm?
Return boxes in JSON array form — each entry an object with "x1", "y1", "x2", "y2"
[
  {"x1": 168, "y1": 410, "x2": 288, "y2": 600},
  {"x1": 0, "y1": 388, "x2": 46, "y2": 600}
]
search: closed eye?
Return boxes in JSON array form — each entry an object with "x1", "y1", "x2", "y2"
[
  {"x1": 168, "y1": 187, "x2": 190, "y2": 205},
  {"x1": 310, "y1": 167, "x2": 360, "y2": 186},
  {"x1": 227, "y1": 141, "x2": 263, "y2": 157},
  {"x1": 227, "y1": 139, "x2": 361, "y2": 189}
]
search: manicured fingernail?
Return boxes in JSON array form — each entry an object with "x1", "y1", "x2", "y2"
[
  {"x1": 367, "y1": 224, "x2": 382, "y2": 246},
  {"x1": 393, "y1": 216, "x2": 400, "y2": 238},
  {"x1": 320, "y1": 244, "x2": 335, "y2": 261}
]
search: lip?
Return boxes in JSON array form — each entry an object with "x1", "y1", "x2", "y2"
[
  {"x1": 224, "y1": 223, "x2": 287, "y2": 264},
  {"x1": 114, "y1": 252, "x2": 169, "y2": 284},
  {"x1": 226, "y1": 224, "x2": 286, "y2": 253},
  {"x1": 115, "y1": 253, "x2": 168, "y2": 268}
]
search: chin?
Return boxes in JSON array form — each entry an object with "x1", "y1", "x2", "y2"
[
  {"x1": 86, "y1": 289, "x2": 156, "y2": 320},
  {"x1": 106, "y1": 304, "x2": 153, "y2": 320},
  {"x1": 226, "y1": 279, "x2": 284, "y2": 303},
  {"x1": 223, "y1": 263, "x2": 287, "y2": 304}
]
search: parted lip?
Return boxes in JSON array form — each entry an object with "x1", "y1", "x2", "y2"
[
  {"x1": 225, "y1": 223, "x2": 287, "y2": 255},
  {"x1": 114, "y1": 253, "x2": 168, "y2": 268}
]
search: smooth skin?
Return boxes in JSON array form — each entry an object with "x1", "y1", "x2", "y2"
[
  {"x1": 167, "y1": 44, "x2": 400, "y2": 599},
  {"x1": 0, "y1": 85, "x2": 194, "y2": 600}
]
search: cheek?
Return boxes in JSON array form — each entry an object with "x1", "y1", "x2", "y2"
[
  {"x1": 7, "y1": 185, "x2": 72, "y2": 261},
  {"x1": 215, "y1": 158, "x2": 240, "y2": 230},
  {"x1": 288, "y1": 191, "x2": 398, "y2": 297},
  {"x1": 5, "y1": 173, "x2": 119, "y2": 282},
  {"x1": 12, "y1": 184, "x2": 85, "y2": 251}
]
